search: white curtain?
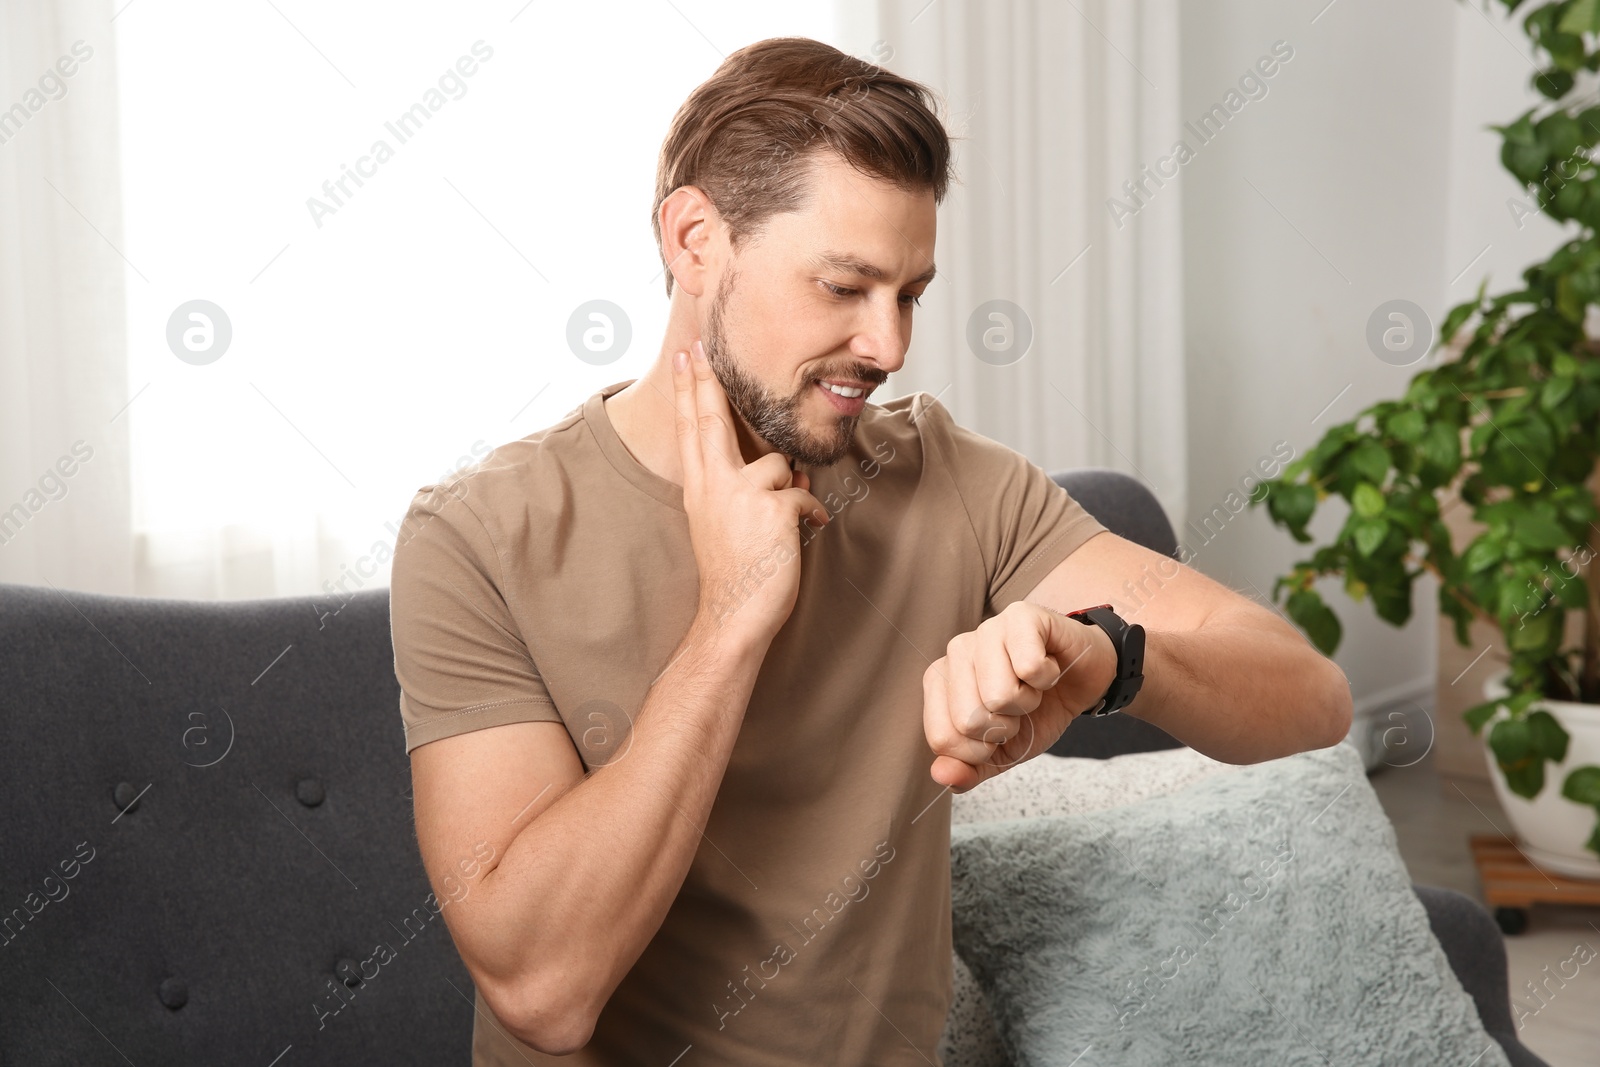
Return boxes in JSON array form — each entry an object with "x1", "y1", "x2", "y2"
[
  {"x1": 0, "y1": 0, "x2": 134, "y2": 595},
  {"x1": 108, "y1": 0, "x2": 839, "y2": 602},
  {"x1": 5, "y1": 1, "x2": 1182, "y2": 600},
  {"x1": 842, "y1": 0, "x2": 1187, "y2": 525}
]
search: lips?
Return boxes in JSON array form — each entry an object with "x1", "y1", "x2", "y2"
[{"x1": 815, "y1": 380, "x2": 868, "y2": 415}]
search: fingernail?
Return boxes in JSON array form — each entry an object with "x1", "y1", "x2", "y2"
[
  {"x1": 674, "y1": 350, "x2": 688, "y2": 372},
  {"x1": 693, "y1": 339, "x2": 706, "y2": 362}
]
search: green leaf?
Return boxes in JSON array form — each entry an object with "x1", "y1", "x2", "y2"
[
  {"x1": 1464, "y1": 536, "x2": 1504, "y2": 573},
  {"x1": 1385, "y1": 409, "x2": 1427, "y2": 444},
  {"x1": 1502, "y1": 757, "x2": 1546, "y2": 799},
  {"x1": 1511, "y1": 510, "x2": 1571, "y2": 550},
  {"x1": 1441, "y1": 588, "x2": 1474, "y2": 647},
  {"x1": 1559, "y1": 489, "x2": 1600, "y2": 524},
  {"x1": 1509, "y1": 688, "x2": 1542, "y2": 715},
  {"x1": 1540, "y1": 112, "x2": 1585, "y2": 158},
  {"x1": 1347, "y1": 441, "x2": 1391, "y2": 485},
  {"x1": 1499, "y1": 113, "x2": 1537, "y2": 146},
  {"x1": 1509, "y1": 606, "x2": 1559, "y2": 651},
  {"x1": 1352, "y1": 517, "x2": 1390, "y2": 557},
  {"x1": 1527, "y1": 709, "x2": 1571, "y2": 762},
  {"x1": 1266, "y1": 482, "x2": 1317, "y2": 532},
  {"x1": 1541, "y1": 375, "x2": 1577, "y2": 409},
  {"x1": 1286, "y1": 588, "x2": 1342, "y2": 656},
  {"x1": 1464, "y1": 699, "x2": 1501, "y2": 735},
  {"x1": 1497, "y1": 111, "x2": 1536, "y2": 143},
  {"x1": 1371, "y1": 581, "x2": 1413, "y2": 627},
  {"x1": 1557, "y1": 272, "x2": 1586, "y2": 320},
  {"x1": 1558, "y1": 0, "x2": 1600, "y2": 35},
  {"x1": 1439, "y1": 300, "x2": 1479, "y2": 341},
  {"x1": 1490, "y1": 715, "x2": 1532, "y2": 762},
  {"x1": 1469, "y1": 420, "x2": 1499, "y2": 456},
  {"x1": 1477, "y1": 498, "x2": 1522, "y2": 530},
  {"x1": 1503, "y1": 137, "x2": 1549, "y2": 182},
  {"x1": 1554, "y1": 571, "x2": 1589, "y2": 608},
  {"x1": 1484, "y1": 426, "x2": 1554, "y2": 486},
  {"x1": 1563, "y1": 766, "x2": 1600, "y2": 806},
  {"x1": 1495, "y1": 570, "x2": 1531, "y2": 617},
  {"x1": 1546, "y1": 29, "x2": 1587, "y2": 72},
  {"x1": 1537, "y1": 68, "x2": 1575, "y2": 100},
  {"x1": 1419, "y1": 421, "x2": 1462, "y2": 472},
  {"x1": 1503, "y1": 415, "x2": 1556, "y2": 463},
  {"x1": 1353, "y1": 482, "x2": 1386, "y2": 518},
  {"x1": 1555, "y1": 176, "x2": 1588, "y2": 216}
]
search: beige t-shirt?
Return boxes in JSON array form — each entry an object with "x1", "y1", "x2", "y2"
[{"x1": 389, "y1": 380, "x2": 1107, "y2": 1065}]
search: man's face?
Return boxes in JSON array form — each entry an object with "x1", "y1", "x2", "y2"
[{"x1": 700, "y1": 152, "x2": 937, "y2": 467}]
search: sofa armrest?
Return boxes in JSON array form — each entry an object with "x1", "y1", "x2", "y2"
[{"x1": 1413, "y1": 883, "x2": 1551, "y2": 1067}]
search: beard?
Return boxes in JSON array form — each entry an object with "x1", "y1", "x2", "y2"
[{"x1": 702, "y1": 267, "x2": 885, "y2": 469}]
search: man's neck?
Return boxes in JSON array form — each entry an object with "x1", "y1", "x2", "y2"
[{"x1": 604, "y1": 348, "x2": 777, "y2": 488}]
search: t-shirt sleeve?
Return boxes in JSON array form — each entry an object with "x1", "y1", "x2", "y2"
[
  {"x1": 914, "y1": 392, "x2": 1107, "y2": 615},
  {"x1": 389, "y1": 481, "x2": 563, "y2": 754}
]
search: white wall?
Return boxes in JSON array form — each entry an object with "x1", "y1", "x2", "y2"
[
  {"x1": 1177, "y1": 0, "x2": 1501, "y2": 715},
  {"x1": 1442, "y1": 2, "x2": 1576, "y2": 305}
]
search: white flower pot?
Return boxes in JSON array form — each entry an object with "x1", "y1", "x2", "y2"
[{"x1": 1482, "y1": 672, "x2": 1600, "y2": 881}]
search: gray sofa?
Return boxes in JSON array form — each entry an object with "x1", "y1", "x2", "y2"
[{"x1": 0, "y1": 469, "x2": 1549, "y2": 1065}]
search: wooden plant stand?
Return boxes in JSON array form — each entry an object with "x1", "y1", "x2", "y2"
[{"x1": 1470, "y1": 834, "x2": 1600, "y2": 935}]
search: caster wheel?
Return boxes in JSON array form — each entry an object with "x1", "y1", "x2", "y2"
[{"x1": 1494, "y1": 907, "x2": 1528, "y2": 936}]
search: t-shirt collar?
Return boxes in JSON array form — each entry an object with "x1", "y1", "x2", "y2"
[{"x1": 584, "y1": 379, "x2": 686, "y2": 512}]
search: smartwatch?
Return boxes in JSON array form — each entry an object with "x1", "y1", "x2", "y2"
[{"x1": 1065, "y1": 604, "x2": 1145, "y2": 716}]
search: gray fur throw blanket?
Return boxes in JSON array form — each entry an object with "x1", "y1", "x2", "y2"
[{"x1": 949, "y1": 743, "x2": 1510, "y2": 1067}]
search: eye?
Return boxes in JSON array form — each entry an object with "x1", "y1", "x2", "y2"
[
  {"x1": 900, "y1": 292, "x2": 924, "y2": 308},
  {"x1": 822, "y1": 281, "x2": 856, "y2": 298}
]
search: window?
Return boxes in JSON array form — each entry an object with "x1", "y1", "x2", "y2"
[{"x1": 114, "y1": 0, "x2": 839, "y2": 596}]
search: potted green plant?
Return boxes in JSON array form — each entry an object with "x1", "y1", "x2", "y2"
[{"x1": 1254, "y1": 0, "x2": 1600, "y2": 880}]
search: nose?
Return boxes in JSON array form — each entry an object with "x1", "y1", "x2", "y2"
[{"x1": 849, "y1": 294, "x2": 907, "y2": 376}]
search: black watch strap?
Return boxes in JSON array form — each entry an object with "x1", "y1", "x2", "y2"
[{"x1": 1065, "y1": 604, "x2": 1145, "y2": 716}]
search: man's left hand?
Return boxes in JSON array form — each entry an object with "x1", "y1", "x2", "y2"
[{"x1": 923, "y1": 601, "x2": 1117, "y2": 792}]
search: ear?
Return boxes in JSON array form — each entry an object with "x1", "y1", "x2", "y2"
[{"x1": 658, "y1": 185, "x2": 719, "y2": 299}]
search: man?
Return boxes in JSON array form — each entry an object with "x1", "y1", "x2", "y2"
[{"x1": 390, "y1": 36, "x2": 1351, "y2": 1066}]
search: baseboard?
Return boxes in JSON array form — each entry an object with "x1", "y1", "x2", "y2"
[{"x1": 1353, "y1": 674, "x2": 1436, "y2": 719}]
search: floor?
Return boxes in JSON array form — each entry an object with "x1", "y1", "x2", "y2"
[{"x1": 1367, "y1": 745, "x2": 1600, "y2": 1067}]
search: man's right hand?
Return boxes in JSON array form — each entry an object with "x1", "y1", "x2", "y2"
[{"x1": 673, "y1": 338, "x2": 828, "y2": 646}]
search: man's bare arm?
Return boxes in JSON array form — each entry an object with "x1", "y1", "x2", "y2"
[
  {"x1": 1023, "y1": 530, "x2": 1352, "y2": 764},
  {"x1": 411, "y1": 614, "x2": 767, "y2": 1053},
  {"x1": 922, "y1": 529, "x2": 1354, "y2": 792}
]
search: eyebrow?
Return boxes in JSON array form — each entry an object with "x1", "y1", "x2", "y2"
[{"x1": 811, "y1": 250, "x2": 938, "y2": 287}]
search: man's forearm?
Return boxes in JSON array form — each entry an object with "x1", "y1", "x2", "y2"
[
  {"x1": 474, "y1": 614, "x2": 766, "y2": 1049},
  {"x1": 1121, "y1": 607, "x2": 1352, "y2": 764}
]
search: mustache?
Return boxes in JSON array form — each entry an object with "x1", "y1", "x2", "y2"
[{"x1": 802, "y1": 364, "x2": 889, "y2": 388}]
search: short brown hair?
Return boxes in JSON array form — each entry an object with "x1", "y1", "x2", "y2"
[{"x1": 652, "y1": 37, "x2": 954, "y2": 297}]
